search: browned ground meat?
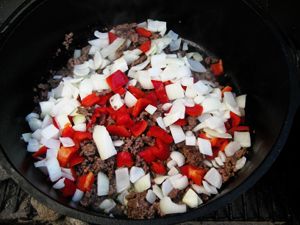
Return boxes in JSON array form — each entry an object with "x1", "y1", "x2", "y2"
[
  {"x1": 67, "y1": 46, "x2": 91, "y2": 70},
  {"x1": 180, "y1": 145, "x2": 205, "y2": 167},
  {"x1": 126, "y1": 191, "x2": 156, "y2": 219},
  {"x1": 113, "y1": 23, "x2": 139, "y2": 43},
  {"x1": 81, "y1": 142, "x2": 97, "y2": 157},
  {"x1": 131, "y1": 54, "x2": 147, "y2": 66}
]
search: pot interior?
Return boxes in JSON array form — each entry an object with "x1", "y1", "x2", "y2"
[{"x1": 0, "y1": 0, "x2": 291, "y2": 221}]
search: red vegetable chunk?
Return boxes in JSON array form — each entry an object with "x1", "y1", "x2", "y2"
[
  {"x1": 210, "y1": 59, "x2": 224, "y2": 76},
  {"x1": 139, "y1": 40, "x2": 151, "y2": 53},
  {"x1": 77, "y1": 171, "x2": 95, "y2": 192},
  {"x1": 147, "y1": 126, "x2": 173, "y2": 144},
  {"x1": 136, "y1": 27, "x2": 152, "y2": 37},
  {"x1": 106, "y1": 70, "x2": 129, "y2": 92},
  {"x1": 186, "y1": 104, "x2": 203, "y2": 117},
  {"x1": 108, "y1": 31, "x2": 117, "y2": 43},
  {"x1": 180, "y1": 165, "x2": 206, "y2": 185},
  {"x1": 151, "y1": 161, "x2": 167, "y2": 175},
  {"x1": 117, "y1": 152, "x2": 134, "y2": 167},
  {"x1": 81, "y1": 93, "x2": 100, "y2": 107},
  {"x1": 138, "y1": 147, "x2": 157, "y2": 163},
  {"x1": 131, "y1": 120, "x2": 148, "y2": 137},
  {"x1": 106, "y1": 125, "x2": 131, "y2": 137}
]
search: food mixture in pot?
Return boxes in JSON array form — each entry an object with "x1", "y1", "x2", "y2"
[{"x1": 22, "y1": 19, "x2": 251, "y2": 219}]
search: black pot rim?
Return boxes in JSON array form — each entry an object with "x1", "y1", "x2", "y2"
[{"x1": 0, "y1": 0, "x2": 298, "y2": 224}]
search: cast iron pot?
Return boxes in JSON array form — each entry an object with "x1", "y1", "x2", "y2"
[{"x1": 0, "y1": 0, "x2": 299, "y2": 224}]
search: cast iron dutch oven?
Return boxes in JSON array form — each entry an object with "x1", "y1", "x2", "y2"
[{"x1": 0, "y1": 0, "x2": 299, "y2": 224}]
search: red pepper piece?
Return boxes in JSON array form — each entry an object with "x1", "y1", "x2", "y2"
[
  {"x1": 210, "y1": 59, "x2": 224, "y2": 76},
  {"x1": 138, "y1": 147, "x2": 156, "y2": 163},
  {"x1": 229, "y1": 126, "x2": 250, "y2": 133},
  {"x1": 116, "y1": 152, "x2": 134, "y2": 167},
  {"x1": 115, "y1": 87, "x2": 126, "y2": 95},
  {"x1": 57, "y1": 146, "x2": 77, "y2": 167},
  {"x1": 180, "y1": 165, "x2": 207, "y2": 185},
  {"x1": 106, "y1": 70, "x2": 129, "y2": 92},
  {"x1": 81, "y1": 93, "x2": 100, "y2": 107},
  {"x1": 131, "y1": 98, "x2": 151, "y2": 117},
  {"x1": 61, "y1": 124, "x2": 75, "y2": 138},
  {"x1": 230, "y1": 112, "x2": 241, "y2": 127},
  {"x1": 108, "y1": 31, "x2": 117, "y2": 43},
  {"x1": 198, "y1": 133, "x2": 221, "y2": 147},
  {"x1": 61, "y1": 178, "x2": 76, "y2": 197},
  {"x1": 221, "y1": 86, "x2": 232, "y2": 96},
  {"x1": 147, "y1": 126, "x2": 173, "y2": 144},
  {"x1": 32, "y1": 146, "x2": 48, "y2": 159},
  {"x1": 136, "y1": 27, "x2": 152, "y2": 37},
  {"x1": 139, "y1": 40, "x2": 151, "y2": 53},
  {"x1": 145, "y1": 92, "x2": 158, "y2": 106},
  {"x1": 73, "y1": 131, "x2": 92, "y2": 142},
  {"x1": 219, "y1": 139, "x2": 229, "y2": 151},
  {"x1": 153, "y1": 138, "x2": 170, "y2": 160},
  {"x1": 116, "y1": 113, "x2": 134, "y2": 128},
  {"x1": 186, "y1": 104, "x2": 203, "y2": 117},
  {"x1": 131, "y1": 120, "x2": 148, "y2": 137},
  {"x1": 127, "y1": 86, "x2": 145, "y2": 99},
  {"x1": 151, "y1": 80, "x2": 169, "y2": 103},
  {"x1": 106, "y1": 125, "x2": 131, "y2": 137},
  {"x1": 69, "y1": 154, "x2": 85, "y2": 167},
  {"x1": 98, "y1": 93, "x2": 113, "y2": 105},
  {"x1": 174, "y1": 119, "x2": 187, "y2": 126},
  {"x1": 151, "y1": 161, "x2": 167, "y2": 175},
  {"x1": 77, "y1": 171, "x2": 95, "y2": 192},
  {"x1": 206, "y1": 147, "x2": 221, "y2": 160}
]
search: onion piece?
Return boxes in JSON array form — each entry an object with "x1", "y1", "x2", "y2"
[
  {"x1": 145, "y1": 105, "x2": 157, "y2": 115},
  {"x1": 28, "y1": 118, "x2": 42, "y2": 132},
  {"x1": 204, "y1": 128, "x2": 232, "y2": 139},
  {"x1": 79, "y1": 78, "x2": 93, "y2": 99},
  {"x1": 53, "y1": 178, "x2": 65, "y2": 189},
  {"x1": 34, "y1": 159, "x2": 46, "y2": 168},
  {"x1": 41, "y1": 124, "x2": 59, "y2": 140},
  {"x1": 111, "y1": 56, "x2": 128, "y2": 73},
  {"x1": 166, "y1": 30, "x2": 179, "y2": 40},
  {"x1": 59, "y1": 137, "x2": 75, "y2": 147},
  {"x1": 169, "y1": 125, "x2": 186, "y2": 144},
  {"x1": 27, "y1": 138, "x2": 41, "y2": 152},
  {"x1": 159, "y1": 197, "x2": 187, "y2": 215},
  {"x1": 185, "y1": 131, "x2": 196, "y2": 146},
  {"x1": 236, "y1": 94, "x2": 247, "y2": 108},
  {"x1": 146, "y1": 189, "x2": 157, "y2": 204},
  {"x1": 168, "y1": 167, "x2": 179, "y2": 176},
  {"x1": 202, "y1": 180, "x2": 218, "y2": 195},
  {"x1": 54, "y1": 115, "x2": 70, "y2": 130},
  {"x1": 182, "y1": 188, "x2": 202, "y2": 208},
  {"x1": 147, "y1": 19, "x2": 167, "y2": 36},
  {"x1": 191, "y1": 184, "x2": 211, "y2": 196},
  {"x1": 88, "y1": 38, "x2": 109, "y2": 48},
  {"x1": 46, "y1": 157, "x2": 62, "y2": 182},
  {"x1": 204, "y1": 168, "x2": 222, "y2": 189},
  {"x1": 156, "y1": 117, "x2": 167, "y2": 130},
  {"x1": 167, "y1": 160, "x2": 177, "y2": 169},
  {"x1": 185, "y1": 86, "x2": 198, "y2": 98},
  {"x1": 99, "y1": 199, "x2": 116, "y2": 213},
  {"x1": 169, "y1": 38, "x2": 181, "y2": 52},
  {"x1": 130, "y1": 166, "x2": 145, "y2": 183},
  {"x1": 97, "y1": 172, "x2": 109, "y2": 196},
  {"x1": 163, "y1": 112, "x2": 181, "y2": 127},
  {"x1": 154, "y1": 176, "x2": 169, "y2": 185},
  {"x1": 223, "y1": 92, "x2": 241, "y2": 116},
  {"x1": 152, "y1": 184, "x2": 164, "y2": 199},
  {"x1": 93, "y1": 125, "x2": 117, "y2": 160},
  {"x1": 100, "y1": 38, "x2": 125, "y2": 59},
  {"x1": 202, "y1": 97, "x2": 222, "y2": 113},
  {"x1": 170, "y1": 175, "x2": 189, "y2": 190},
  {"x1": 137, "y1": 70, "x2": 154, "y2": 89},
  {"x1": 131, "y1": 57, "x2": 150, "y2": 71},
  {"x1": 235, "y1": 156, "x2": 247, "y2": 171},
  {"x1": 115, "y1": 168, "x2": 130, "y2": 193},
  {"x1": 214, "y1": 157, "x2": 224, "y2": 166},
  {"x1": 170, "y1": 151, "x2": 185, "y2": 167},
  {"x1": 26, "y1": 112, "x2": 39, "y2": 121},
  {"x1": 32, "y1": 129, "x2": 42, "y2": 141},
  {"x1": 42, "y1": 139, "x2": 60, "y2": 151},
  {"x1": 22, "y1": 133, "x2": 32, "y2": 143},
  {"x1": 117, "y1": 190, "x2": 129, "y2": 205},
  {"x1": 90, "y1": 74, "x2": 110, "y2": 91},
  {"x1": 234, "y1": 131, "x2": 251, "y2": 147},
  {"x1": 162, "y1": 179, "x2": 173, "y2": 196},
  {"x1": 162, "y1": 103, "x2": 172, "y2": 111},
  {"x1": 193, "y1": 81, "x2": 210, "y2": 95},
  {"x1": 72, "y1": 189, "x2": 84, "y2": 202},
  {"x1": 113, "y1": 140, "x2": 124, "y2": 147},
  {"x1": 134, "y1": 173, "x2": 151, "y2": 193},
  {"x1": 110, "y1": 93, "x2": 124, "y2": 110},
  {"x1": 40, "y1": 101, "x2": 55, "y2": 118},
  {"x1": 151, "y1": 54, "x2": 166, "y2": 68},
  {"x1": 148, "y1": 67, "x2": 162, "y2": 77},
  {"x1": 197, "y1": 137, "x2": 213, "y2": 156},
  {"x1": 73, "y1": 123, "x2": 86, "y2": 132},
  {"x1": 224, "y1": 141, "x2": 241, "y2": 157},
  {"x1": 186, "y1": 58, "x2": 206, "y2": 73},
  {"x1": 124, "y1": 91, "x2": 137, "y2": 108}
]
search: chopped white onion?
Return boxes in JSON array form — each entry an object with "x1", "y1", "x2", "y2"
[
  {"x1": 147, "y1": 19, "x2": 167, "y2": 36},
  {"x1": 93, "y1": 125, "x2": 117, "y2": 160},
  {"x1": 193, "y1": 81, "x2": 210, "y2": 95},
  {"x1": 159, "y1": 197, "x2": 187, "y2": 215},
  {"x1": 170, "y1": 151, "x2": 185, "y2": 167},
  {"x1": 43, "y1": 139, "x2": 60, "y2": 151},
  {"x1": 124, "y1": 91, "x2": 137, "y2": 108},
  {"x1": 145, "y1": 104, "x2": 157, "y2": 115},
  {"x1": 148, "y1": 67, "x2": 162, "y2": 77},
  {"x1": 90, "y1": 74, "x2": 110, "y2": 91},
  {"x1": 168, "y1": 167, "x2": 179, "y2": 176},
  {"x1": 28, "y1": 118, "x2": 43, "y2": 132},
  {"x1": 224, "y1": 141, "x2": 241, "y2": 157},
  {"x1": 130, "y1": 166, "x2": 145, "y2": 183},
  {"x1": 79, "y1": 79, "x2": 93, "y2": 99},
  {"x1": 151, "y1": 54, "x2": 166, "y2": 68},
  {"x1": 234, "y1": 131, "x2": 251, "y2": 147},
  {"x1": 41, "y1": 124, "x2": 59, "y2": 140},
  {"x1": 134, "y1": 173, "x2": 151, "y2": 192},
  {"x1": 156, "y1": 117, "x2": 167, "y2": 130},
  {"x1": 169, "y1": 125, "x2": 186, "y2": 144},
  {"x1": 73, "y1": 123, "x2": 86, "y2": 132},
  {"x1": 146, "y1": 189, "x2": 157, "y2": 204},
  {"x1": 187, "y1": 58, "x2": 206, "y2": 73},
  {"x1": 236, "y1": 94, "x2": 247, "y2": 109},
  {"x1": 163, "y1": 112, "x2": 181, "y2": 127},
  {"x1": 100, "y1": 38, "x2": 125, "y2": 59},
  {"x1": 53, "y1": 178, "x2": 65, "y2": 189},
  {"x1": 97, "y1": 172, "x2": 109, "y2": 196},
  {"x1": 110, "y1": 93, "x2": 124, "y2": 111},
  {"x1": 185, "y1": 131, "x2": 196, "y2": 146},
  {"x1": 59, "y1": 137, "x2": 75, "y2": 147},
  {"x1": 170, "y1": 175, "x2": 189, "y2": 190},
  {"x1": 197, "y1": 137, "x2": 213, "y2": 156},
  {"x1": 202, "y1": 97, "x2": 222, "y2": 113},
  {"x1": 162, "y1": 179, "x2": 173, "y2": 196},
  {"x1": 152, "y1": 184, "x2": 164, "y2": 199},
  {"x1": 235, "y1": 156, "x2": 247, "y2": 171},
  {"x1": 40, "y1": 101, "x2": 55, "y2": 118},
  {"x1": 214, "y1": 157, "x2": 224, "y2": 166},
  {"x1": 72, "y1": 189, "x2": 84, "y2": 202},
  {"x1": 191, "y1": 184, "x2": 210, "y2": 196},
  {"x1": 99, "y1": 199, "x2": 116, "y2": 213},
  {"x1": 46, "y1": 157, "x2": 62, "y2": 182},
  {"x1": 202, "y1": 180, "x2": 218, "y2": 195},
  {"x1": 223, "y1": 92, "x2": 241, "y2": 116},
  {"x1": 204, "y1": 128, "x2": 232, "y2": 139},
  {"x1": 27, "y1": 138, "x2": 41, "y2": 152},
  {"x1": 165, "y1": 83, "x2": 185, "y2": 100},
  {"x1": 167, "y1": 160, "x2": 177, "y2": 169},
  {"x1": 113, "y1": 140, "x2": 124, "y2": 147},
  {"x1": 182, "y1": 188, "x2": 202, "y2": 208},
  {"x1": 115, "y1": 168, "x2": 130, "y2": 193},
  {"x1": 131, "y1": 57, "x2": 150, "y2": 71},
  {"x1": 204, "y1": 168, "x2": 222, "y2": 189},
  {"x1": 137, "y1": 70, "x2": 154, "y2": 89},
  {"x1": 22, "y1": 133, "x2": 32, "y2": 143},
  {"x1": 169, "y1": 38, "x2": 181, "y2": 51},
  {"x1": 111, "y1": 57, "x2": 128, "y2": 73}
]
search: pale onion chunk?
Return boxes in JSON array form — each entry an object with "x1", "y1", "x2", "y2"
[
  {"x1": 235, "y1": 156, "x2": 247, "y2": 171},
  {"x1": 115, "y1": 168, "x2": 130, "y2": 193},
  {"x1": 159, "y1": 197, "x2": 187, "y2": 215},
  {"x1": 182, "y1": 188, "x2": 202, "y2": 208},
  {"x1": 110, "y1": 93, "x2": 124, "y2": 110},
  {"x1": 146, "y1": 189, "x2": 157, "y2": 204},
  {"x1": 152, "y1": 184, "x2": 164, "y2": 200},
  {"x1": 147, "y1": 19, "x2": 167, "y2": 36},
  {"x1": 204, "y1": 168, "x2": 222, "y2": 189},
  {"x1": 185, "y1": 131, "x2": 196, "y2": 146},
  {"x1": 134, "y1": 173, "x2": 151, "y2": 192},
  {"x1": 234, "y1": 131, "x2": 251, "y2": 147},
  {"x1": 202, "y1": 180, "x2": 218, "y2": 195},
  {"x1": 124, "y1": 91, "x2": 137, "y2": 108},
  {"x1": 97, "y1": 172, "x2": 109, "y2": 196},
  {"x1": 137, "y1": 70, "x2": 154, "y2": 89},
  {"x1": 41, "y1": 124, "x2": 59, "y2": 140},
  {"x1": 202, "y1": 97, "x2": 222, "y2": 113},
  {"x1": 170, "y1": 151, "x2": 185, "y2": 166},
  {"x1": 151, "y1": 54, "x2": 167, "y2": 68},
  {"x1": 197, "y1": 137, "x2": 213, "y2": 156},
  {"x1": 130, "y1": 166, "x2": 145, "y2": 183},
  {"x1": 224, "y1": 141, "x2": 241, "y2": 157},
  {"x1": 236, "y1": 94, "x2": 247, "y2": 108},
  {"x1": 165, "y1": 83, "x2": 185, "y2": 100},
  {"x1": 145, "y1": 105, "x2": 157, "y2": 115}
]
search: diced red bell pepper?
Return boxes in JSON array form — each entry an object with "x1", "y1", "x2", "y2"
[
  {"x1": 174, "y1": 119, "x2": 187, "y2": 126},
  {"x1": 57, "y1": 146, "x2": 77, "y2": 167},
  {"x1": 115, "y1": 87, "x2": 126, "y2": 95},
  {"x1": 73, "y1": 131, "x2": 92, "y2": 142},
  {"x1": 153, "y1": 138, "x2": 170, "y2": 160},
  {"x1": 81, "y1": 93, "x2": 100, "y2": 107},
  {"x1": 221, "y1": 86, "x2": 232, "y2": 96},
  {"x1": 139, "y1": 40, "x2": 151, "y2": 53},
  {"x1": 136, "y1": 27, "x2": 152, "y2": 37},
  {"x1": 138, "y1": 147, "x2": 157, "y2": 163},
  {"x1": 116, "y1": 152, "x2": 134, "y2": 167},
  {"x1": 230, "y1": 112, "x2": 241, "y2": 127},
  {"x1": 108, "y1": 31, "x2": 117, "y2": 43},
  {"x1": 180, "y1": 165, "x2": 207, "y2": 185},
  {"x1": 145, "y1": 92, "x2": 158, "y2": 106},
  {"x1": 61, "y1": 124, "x2": 75, "y2": 138},
  {"x1": 116, "y1": 113, "x2": 134, "y2": 128},
  {"x1": 151, "y1": 161, "x2": 167, "y2": 175},
  {"x1": 131, "y1": 98, "x2": 151, "y2": 117},
  {"x1": 61, "y1": 178, "x2": 76, "y2": 197},
  {"x1": 131, "y1": 120, "x2": 148, "y2": 137},
  {"x1": 69, "y1": 154, "x2": 85, "y2": 167},
  {"x1": 98, "y1": 93, "x2": 113, "y2": 105},
  {"x1": 151, "y1": 80, "x2": 169, "y2": 104},
  {"x1": 206, "y1": 147, "x2": 221, "y2": 160},
  {"x1": 32, "y1": 146, "x2": 48, "y2": 159},
  {"x1": 127, "y1": 86, "x2": 145, "y2": 99},
  {"x1": 229, "y1": 126, "x2": 250, "y2": 133},
  {"x1": 106, "y1": 70, "x2": 129, "y2": 93},
  {"x1": 147, "y1": 126, "x2": 173, "y2": 144},
  {"x1": 186, "y1": 104, "x2": 203, "y2": 117},
  {"x1": 77, "y1": 171, "x2": 95, "y2": 192},
  {"x1": 106, "y1": 125, "x2": 131, "y2": 137},
  {"x1": 219, "y1": 139, "x2": 229, "y2": 151},
  {"x1": 210, "y1": 59, "x2": 224, "y2": 76}
]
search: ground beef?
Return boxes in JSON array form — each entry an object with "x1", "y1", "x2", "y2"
[
  {"x1": 113, "y1": 23, "x2": 139, "y2": 43},
  {"x1": 67, "y1": 45, "x2": 90, "y2": 70},
  {"x1": 91, "y1": 157, "x2": 106, "y2": 174},
  {"x1": 185, "y1": 116, "x2": 198, "y2": 130},
  {"x1": 80, "y1": 184, "x2": 97, "y2": 207},
  {"x1": 81, "y1": 142, "x2": 97, "y2": 157},
  {"x1": 135, "y1": 155, "x2": 150, "y2": 173},
  {"x1": 77, "y1": 106, "x2": 92, "y2": 117},
  {"x1": 180, "y1": 145, "x2": 204, "y2": 167},
  {"x1": 62, "y1": 32, "x2": 74, "y2": 50},
  {"x1": 126, "y1": 191, "x2": 156, "y2": 219},
  {"x1": 115, "y1": 41, "x2": 127, "y2": 59},
  {"x1": 131, "y1": 54, "x2": 147, "y2": 66}
]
